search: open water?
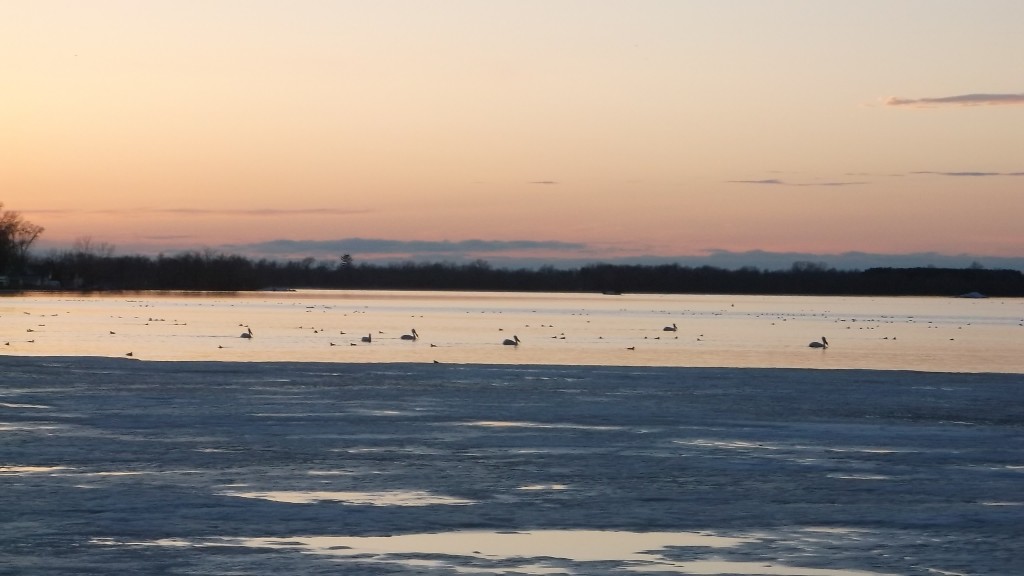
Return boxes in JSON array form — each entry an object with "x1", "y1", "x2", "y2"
[{"x1": 2, "y1": 290, "x2": 1022, "y2": 372}]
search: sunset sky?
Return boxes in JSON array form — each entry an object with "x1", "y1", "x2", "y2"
[{"x1": 4, "y1": 1, "x2": 1023, "y2": 267}]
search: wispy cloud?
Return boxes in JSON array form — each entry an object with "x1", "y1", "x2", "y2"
[
  {"x1": 885, "y1": 92, "x2": 1024, "y2": 108},
  {"x1": 221, "y1": 238, "x2": 588, "y2": 258},
  {"x1": 729, "y1": 179, "x2": 785, "y2": 185},
  {"x1": 25, "y1": 207, "x2": 369, "y2": 216},
  {"x1": 530, "y1": 180, "x2": 559, "y2": 185},
  {"x1": 157, "y1": 208, "x2": 370, "y2": 216},
  {"x1": 912, "y1": 171, "x2": 1024, "y2": 177},
  {"x1": 727, "y1": 179, "x2": 866, "y2": 187},
  {"x1": 140, "y1": 234, "x2": 197, "y2": 241}
]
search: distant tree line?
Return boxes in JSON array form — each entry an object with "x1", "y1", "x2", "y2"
[
  {"x1": 2, "y1": 205, "x2": 1022, "y2": 295},
  {"x1": 23, "y1": 250, "x2": 1024, "y2": 296}
]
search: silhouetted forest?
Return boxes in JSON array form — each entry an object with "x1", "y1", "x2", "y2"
[{"x1": 15, "y1": 250, "x2": 1024, "y2": 296}]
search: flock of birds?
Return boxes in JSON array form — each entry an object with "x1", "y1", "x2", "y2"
[
  {"x1": 230, "y1": 323, "x2": 832, "y2": 353},
  {"x1": 3, "y1": 308, "x2": 837, "y2": 359},
  {"x1": 226, "y1": 321, "x2": 829, "y2": 352},
  {"x1": 4, "y1": 313, "x2": 836, "y2": 357},
  {"x1": 238, "y1": 325, "x2": 522, "y2": 347}
]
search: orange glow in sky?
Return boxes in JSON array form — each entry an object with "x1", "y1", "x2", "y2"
[{"x1": 4, "y1": 1, "x2": 1023, "y2": 264}]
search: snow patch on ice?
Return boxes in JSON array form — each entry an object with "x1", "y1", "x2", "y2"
[
  {"x1": 827, "y1": 474, "x2": 891, "y2": 480},
  {"x1": 462, "y1": 420, "x2": 622, "y2": 431},
  {"x1": 516, "y1": 483, "x2": 569, "y2": 491},
  {"x1": 0, "y1": 422, "x2": 61, "y2": 431},
  {"x1": 0, "y1": 465, "x2": 70, "y2": 475},
  {"x1": 220, "y1": 490, "x2": 476, "y2": 506},
  {"x1": 0, "y1": 402, "x2": 50, "y2": 409},
  {"x1": 97, "y1": 530, "x2": 898, "y2": 576},
  {"x1": 676, "y1": 439, "x2": 786, "y2": 450}
]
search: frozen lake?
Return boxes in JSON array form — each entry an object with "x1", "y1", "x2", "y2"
[
  {"x1": 2, "y1": 291, "x2": 1023, "y2": 574},
  {"x1": 4, "y1": 357, "x2": 1023, "y2": 575}
]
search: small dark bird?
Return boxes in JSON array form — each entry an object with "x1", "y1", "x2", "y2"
[
  {"x1": 808, "y1": 337, "x2": 829, "y2": 349},
  {"x1": 503, "y1": 335, "x2": 521, "y2": 346}
]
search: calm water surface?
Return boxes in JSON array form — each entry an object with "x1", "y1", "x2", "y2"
[{"x1": 2, "y1": 290, "x2": 1022, "y2": 373}]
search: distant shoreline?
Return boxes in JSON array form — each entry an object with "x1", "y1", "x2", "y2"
[
  {"x1": 10, "y1": 255, "x2": 1024, "y2": 296},
  {"x1": 2, "y1": 286, "x2": 1021, "y2": 299}
]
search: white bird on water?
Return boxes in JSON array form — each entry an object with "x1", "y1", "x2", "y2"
[
  {"x1": 503, "y1": 335, "x2": 520, "y2": 346},
  {"x1": 809, "y1": 336, "x2": 829, "y2": 349}
]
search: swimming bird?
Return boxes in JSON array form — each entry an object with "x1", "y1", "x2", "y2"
[
  {"x1": 361, "y1": 334, "x2": 372, "y2": 343},
  {"x1": 503, "y1": 335, "x2": 520, "y2": 346},
  {"x1": 240, "y1": 327, "x2": 253, "y2": 339},
  {"x1": 663, "y1": 323, "x2": 678, "y2": 332},
  {"x1": 400, "y1": 329, "x2": 418, "y2": 341},
  {"x1": 808, "y1": 337, "x2": 829, "y2": 349}
]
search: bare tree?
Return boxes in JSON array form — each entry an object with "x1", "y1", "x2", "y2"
[
  {"x1": 73, "y1": 236, "x2": 116, "y2": 258},
  {"x1": 0, "y1": 203, "x2": 45, "y2": 273}
]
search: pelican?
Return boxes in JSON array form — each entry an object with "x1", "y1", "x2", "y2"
[
  {"x1": 503, "y1": 335, "x2": 521, "y2": 346},
  {"x1": 808, "y1": 336, "x2": 829, "y2": 349},
  {"x1": 400, "y1": 329, "x2": 418, "y2": 341},
  {"x1": 663, "y1": 323, "x2": 678, "y2": 332},
  {"x1": 240, "y1": 327, "x2": 253, "y2": 339},
  {"x1": 361, "y1": 334, "x2": 372, "y2": 343}
]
